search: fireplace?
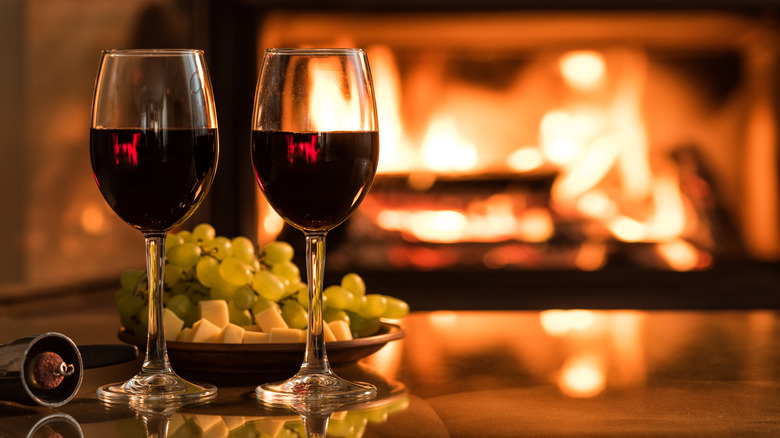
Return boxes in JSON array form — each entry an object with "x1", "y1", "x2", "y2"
[{"x1": 207, "y1": 1, "x2": 780, "y2": 310}]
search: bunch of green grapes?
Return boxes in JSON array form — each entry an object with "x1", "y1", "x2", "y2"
[{"x1": 114, "y1": 223, "x2": 409, "y2": 339}]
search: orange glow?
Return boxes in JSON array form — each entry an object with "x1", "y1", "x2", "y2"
[
  {"x1": 517, "y1": 208, "x2": 554, "y2": 243},
  {"x1": 409, "y1": 210, "x2": 466, "y2": 242},
  {"x1": 508, "y1": 146, "x2": 545, "y2": 172},
  {"x1": 656, "y1": 239, "x2": 700, "y2": 271},
  {"x1": 369, "y1": 45, "x2": 413, "y2": 174},
  {"x1": 80, "y1": 203, "x2": 107, "y2": 235},
  {"x1": 575, "y1": 242, "x2": 608, "y2": 271},
  {"x1": 559, "y1": 50, "x2": 607, "y2": 91},
  {"x1": 421, "y1": 116, "x2": 478, "y2": 172},
  {"x1": 308, "y1": 57, "x2": 361, "y2": 131},
  {"x1": 559, "y1": 355, "x2": 607, "y2": 398},
  {"x1": 540, "y1": 309, "x2": 596, "y2": 336}
]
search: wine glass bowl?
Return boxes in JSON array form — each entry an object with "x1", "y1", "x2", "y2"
[
  {"x1": 90, "y1": 49, "x2": 218, "y2": 405},
  {"x1": 251, "y1": 48, "x2": 380, "y2": 405}
]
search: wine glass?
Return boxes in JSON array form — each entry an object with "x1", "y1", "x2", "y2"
[
  {"x1": 251, "y1": 48, "x2": 380, "y2": 405},
  {"x1": 90, "y1": 49, "x2": 219, "y2": 405}
]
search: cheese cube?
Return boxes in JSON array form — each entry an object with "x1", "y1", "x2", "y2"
[
  {"x1": 193, "y1": 415, "x2": 224, "y2": 434},
  {"x1": 242, "y1": 331, "x2": 270, "y2": 344},
  {"x1": 191, "y1": 318, "x2": 221, "y2": 343},
  {"x1": 163, "y1": 308, "x2": 185, "y2": 341},
  {"x1": 252, "y1": 418, "x2": 288, "y2": 437},
  {"x1": 222, "y1": 416, "x2": 245, "y2": 431},
  {"x1": 328, "y1": 320, "x2": 353, "y2": 341},
  {"x1": 219, "y1": 323, "x2": 245, "y2": 344},
  {"x1": 242, "y1": 324, "x2": 261, "y2": 332},
  {"x1": 202, "y1": 421, "x2": 228, "y2": 438},
  {"x1": 270, "y1": 327, "x2": 303, "y2": 343},
  {"x1": 323, "y1": 321, "x2": 337, "y2": 342},
  {"x1": 199, "y1": 300, "x2": 230, "y2": 328},
  {"x1": 177, "y1": 327, "x2": 194, "y2": 342},
  {"x1": 254, "y1": 306, "x2": 288, "y2": 332}
]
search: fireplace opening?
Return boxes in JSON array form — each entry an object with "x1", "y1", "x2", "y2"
[{"x1": 211, "y1": 4, "x2": 780, "y2": 309}]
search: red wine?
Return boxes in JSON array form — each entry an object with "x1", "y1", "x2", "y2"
[
  {"x1": 252, "y1": 130, "x2": 379, "y2": 232},
  {"x1": 90, "y1": 128, "x2": 218, "y2": 232}
]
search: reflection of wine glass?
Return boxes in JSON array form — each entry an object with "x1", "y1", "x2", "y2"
[
  {"x1": 90, "y1": 49, "x2": 218, "y2": 404},
  {"x1": 251, "y1": 48, "x2": 380, "y2": 405}
]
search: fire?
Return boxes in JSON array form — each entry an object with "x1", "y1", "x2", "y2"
[
  {"x1": 258, "y1": 44, "x2": 715, "y2": 271},
  {"x1": 421, "y1": 116, "x2": 479, "y2": 172},
  {"x1": 308, "y1": 57, "x2": 362, "y2": 131}
]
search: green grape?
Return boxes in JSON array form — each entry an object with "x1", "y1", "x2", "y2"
[
  {"x1": 286, "y1": 279, "x2": 307, "y2": 296},
  {"x1": 231, "y1": 236, "x2": 256, "y2": 265},
  {"x1": 340, "y1": 273, "x2": 366, "y2": 299},
  {"x1": 165, "y1": 233, "x2": 184, "y2": 252},
  {"x1": 204, "y1": 236, "x2": 233, "y2": 260},
  {"x1": 176, "y1": 230, "x2": 194, "y2": 243},
  {"x1": 192, "y1": 223, "x2": 216, "y2": 243},
  {"x1": 167, "y1": 242, "x2": 201, "y2": 267},
  {"x1": 272, "y1": 260, "x2": 301, "y2": 282},
  {"x1": 324, "y1": 308, "x2": 350, "y2": 325},
  {"x1": 347, "y1": 311, "x2": 380, "y2": 337},
  {"x1": 323, "y1": 285, "x2": 354, "y2": 310},
  {"x1": 249, "y1": 258, "x2": 261, "y2": 273},
  {"x1": 136, "y1": 305, "x2": 149, "y2": 330},
  {"x1": 250, "y1": 270, "x2": 286, "y2": 301},
  {"x1": 219, "y1": 257, "x2": 253, "y2": 286},
  {"x1": 281, "y1": 300, "x2": 308, "y2": 329},
  {"x1": 382, "y1": 295, "x2": 410, "y2": 318},
  {"x1": 195, "y1": 256, "x2": 220, "y2": 287},
  {"x1": 115, "y1": 287, "x2": 132, "y2": 303},
  {"x1": 164, "y1": 264, "x2": 185, "y2": 288},
  {"x1": 210, "y1": 276, "x2": 239, "y2": 301},
  {"x1": 183, "y1": 305, "x2": 199, "y2": 328},
  {"x1": 233, "y1": 285, "x2": 256, "y2": 311},
  {"x1": 359, "y1": 294, "x2": 388, "y2": 319},
  {"x1": 228, "y1": 301, "x2": 253, "y2": 326},
  {"x1": 120, "y1": 269, "x2": 145, "y2": 291},
  {"x1": 116, "y1": 293, "x2": 145, "y2": 317},
  {"x1": 262, "y1": 241, "x2": 294, "y2": 265},
  {"x1": 347, "y1": 295, "x2": 366, "y2": 313},
  {"x1": 251, "y1": 297, "x2": 278, "y2": 315},
  {"x1": 295, "y1": 288, "x2": 308, "y2": 308},
  {"x1": 166, "y1": 294, "x2": 192, "y2": 320}
]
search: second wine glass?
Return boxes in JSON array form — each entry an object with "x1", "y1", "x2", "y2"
[{"x1": 251, "y1": 48, "x2": 380, "y2": 405}]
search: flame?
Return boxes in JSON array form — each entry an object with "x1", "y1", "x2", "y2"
[
  {"x1": 421, "y1": 116, "x2": 478, "y2": 172},
  {"x1": 260, "y1": 45, "x2": 712, "y2": 271},
  {"x1": 308, "y1": 57, "x2": 361, "y2": 131},
  {"x1": 559, "y1": 355, "x2": 607, "y2": 398},
  {"x1": 559, "y1": 50, "x2": 607, "y2": 91}
]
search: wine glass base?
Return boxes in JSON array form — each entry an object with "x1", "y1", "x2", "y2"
[
  {"x1": 97, "y1": 371, "x2": 217, "y2": 406},
  {"x1": 256, "y1": 371, "x2": 376, "y2": 407}
]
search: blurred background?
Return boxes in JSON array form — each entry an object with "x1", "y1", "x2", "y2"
[{"x1": 1, "y1": 0, "x2": 779, "y2": 313}]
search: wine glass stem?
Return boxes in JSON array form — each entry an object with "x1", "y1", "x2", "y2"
[
  {"x1": 302, "y1": 232, "x2": 331, "y2": 375},
  {"x1": 141, "y1": 233, "x2": 172, "y2": 375}
]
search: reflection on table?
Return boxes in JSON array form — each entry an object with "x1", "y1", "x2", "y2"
[{"x1": 2, "y1": 309, "x2": 780, "y2": 436}]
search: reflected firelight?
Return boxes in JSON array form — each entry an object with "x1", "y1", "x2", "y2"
[{"x1": 112, "y1": 132, "x2": 139, "y2": 166}]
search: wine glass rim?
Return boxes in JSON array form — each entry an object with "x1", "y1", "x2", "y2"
[
  {"x1": 265, "y1": 47, "x2": 366, "y2": 55},
  {"x1": 102, "y1": 48, "x2": 204, "y2": 56}
]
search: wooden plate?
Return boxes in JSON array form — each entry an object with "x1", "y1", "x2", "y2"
[{"x1": 117, "y1": 323, "x2": 404, "y2": 375}]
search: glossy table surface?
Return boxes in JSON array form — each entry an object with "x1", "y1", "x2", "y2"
[{"x1": 2, "y1": 309, "x2": 780, "y2": 437}]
